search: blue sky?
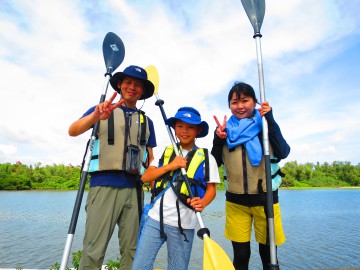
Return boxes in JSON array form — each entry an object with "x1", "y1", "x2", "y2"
[{"x1": 0, "y1": 0, "x2": 359, "y2": 166}]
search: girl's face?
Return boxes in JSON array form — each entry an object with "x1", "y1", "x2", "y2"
[
  {"x1": 229, "y1": 92, "x2": 257, "y2": 119},
  {"x1": 174, "y1": 120, "x2": 200, "y2": 150}
]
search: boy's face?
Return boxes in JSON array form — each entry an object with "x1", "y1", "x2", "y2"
[{"x1": 174, "y1": 120, "x2": 200, "y2": 150}]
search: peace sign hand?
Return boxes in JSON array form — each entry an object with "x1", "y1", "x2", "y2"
[
  {"x1": 94, "y1": 92, "x2": 125, "y2": 120},
  {"x1": 213, "y1": 115, "x2": 228, "y2": 139}
]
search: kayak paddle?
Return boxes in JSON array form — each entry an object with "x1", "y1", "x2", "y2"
[
  {"x1": 60, "y1": 32, "x2": 125, "y2": 270},
  {"x1": 240, "y1": 0, "x2": 279, "y2": 268}
]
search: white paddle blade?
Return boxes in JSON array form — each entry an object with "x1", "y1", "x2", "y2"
[
  {"x1": 241, "y1": 0, "x2": 265, "y2": 33},
  {"x1": 203, "y1": 236, "x2": 234, "y2": 270},
  {"x1": 145, "y1": 65, "x2": 159, "y2": 95}
]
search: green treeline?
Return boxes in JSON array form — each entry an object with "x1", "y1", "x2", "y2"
[
  {"x1": 281, "y1": 161, "x2": 360, "y2": 188},
  {"x1": 0, "y1": 161, "x2": 359, "y2": 191},
  {"x1": 0, "y1": 162, "x2": 88, "y2": 190}
]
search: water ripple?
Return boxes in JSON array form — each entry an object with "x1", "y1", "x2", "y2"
[{"x1": 0, "y1": 189, "x2": 359, "y2": 269}]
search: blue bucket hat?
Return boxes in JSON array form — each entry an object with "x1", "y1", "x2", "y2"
[
  {"x1": 165, "y1": 107, "x2": 209, "y2": 138},
  {"x1": 110, "y1": 65, "x2": 155, "y2": 100}
]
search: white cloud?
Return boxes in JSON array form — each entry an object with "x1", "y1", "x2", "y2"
[
  {"x1": 0, "y1": 144, "x2": 17, "y2": 156},
  {"x1": 0, "y1": 0, "x2": 359, "y2": 166}
]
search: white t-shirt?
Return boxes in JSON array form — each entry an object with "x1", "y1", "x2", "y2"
[{"x1": 148, "y1": 147, "x2": 221, "y2": 229}]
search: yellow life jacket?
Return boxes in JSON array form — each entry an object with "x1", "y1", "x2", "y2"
[{"x1": 153, "y1": 145, "x2": 209, "y2": 206}]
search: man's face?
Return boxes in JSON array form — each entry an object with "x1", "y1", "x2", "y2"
[{"x1": 118, "y1": 77, "x2": 144, "y2": 104}]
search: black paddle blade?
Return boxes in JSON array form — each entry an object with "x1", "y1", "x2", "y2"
[
  {"x1": 241, "y1": 0, "x2": 265, "y2": 33},
  {"x1": 102, "y1": 32, "x2": 125, "y2": 74}
]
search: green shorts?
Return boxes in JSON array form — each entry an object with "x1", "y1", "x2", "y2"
[{"x1": 224, "y1": 201, "x2": 286, "y2": 246}]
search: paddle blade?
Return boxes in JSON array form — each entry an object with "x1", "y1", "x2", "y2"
[
  {"x1": 241, "y1": 0, "x2": 265, "y2": 33},
  {"x1": 145, "y1": 65, "x2": 159, "y2": 95},
  {"x1": 102, "y1": 32, "x2": 125, "y2": 74},
  {"x1": 203, "y1": 236, "x2": 235, "y2": 270}
]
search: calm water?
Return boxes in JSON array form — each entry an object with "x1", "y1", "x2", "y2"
[{"x1": 0, "y1": 189, "x2": 359, "y2": 270}]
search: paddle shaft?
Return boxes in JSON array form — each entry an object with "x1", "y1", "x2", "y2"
[{"x1": 254, "y1": 33, "x2": 278, "y2": 268}]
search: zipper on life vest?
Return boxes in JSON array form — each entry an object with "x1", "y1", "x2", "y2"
[{"x1": 241, "y1": 145, "x2": 248, "y2": 194}]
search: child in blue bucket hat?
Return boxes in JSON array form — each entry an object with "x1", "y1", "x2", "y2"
[
  {"x1": 165, "y1": 107, "x2": 209, "y2": 138},
  {"x1": 132, "y1": 107, "x2": 221, "y2": 270}
]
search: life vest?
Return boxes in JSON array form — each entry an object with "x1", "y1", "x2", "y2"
[
  {"x1": 153, "y1": 145, "x2": 209, "y2": 207},
  {"x1": 89, "y1": 107, "x2": 149, "y2": 173},
  {"x1": 270, "y1": 157, "x2": 285, "y2": 190},
  {"x1": 222, "y1": 144, "x2": 285, "y2": 194},
  {"x1": 152, "y1": 145, "x2": 209, "y2": 241}
]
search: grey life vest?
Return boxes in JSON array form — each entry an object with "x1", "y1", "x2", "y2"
[
  {"x1": 223, "y1": 144, "x2": 284, "y2": 194},
  {"x1": 89, "y1": 107, "x2": 149, "y2": 173}
]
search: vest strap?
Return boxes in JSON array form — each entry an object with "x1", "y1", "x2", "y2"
[
  {"x1": 122, "y1": 110, "x2": 129, "y2": 169},
  {"x1": 270, "y1": 157, "x2": 281, "y2": 163},
  {"x1": 108, "y1": 112, "x2": 115, "y2": 145},
  {"x1": 159, "y1": 193, "x2": 167, "y2": 239},
  {"x1": 272, "y1": 168, "x2": 285, "y2": 178},
  {"x1": 176, "y1": 198, "x2": 189, "y2": 242},
  {"x1": 241, "y1": 145, "x2": 248, "y2": 193},
  {"x1": 203, "y1": 148, "x2": 209, "y2": 182},
  {"x1": 140, "y1": 112, "x2": 147, "y2": 146}
]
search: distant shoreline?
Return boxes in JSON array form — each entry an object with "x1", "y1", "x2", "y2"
[
  {"x1": 279, "y1": 186, "x2": 360, "y2": 190},
  {"x1": 1, "y1": 186, "x2": 359, "y2": 192}
]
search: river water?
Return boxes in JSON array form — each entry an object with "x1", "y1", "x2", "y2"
[{"x1": 0, "y1": 189, "x2": 359, "y2": 269}]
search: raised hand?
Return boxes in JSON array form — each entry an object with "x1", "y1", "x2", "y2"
[
  {"x1": 257, "y1": 101, "x2": 272, "y2": 117},
  {"x1": 213, "y1": 115, "x2": 228, "y2": 139},
  {"x1": 94, "y1": 92, "x2": 125, "y2": 120}
]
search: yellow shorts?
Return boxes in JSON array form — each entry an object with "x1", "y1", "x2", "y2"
[{"x1": 224, "y1": 201, "x2": 286, "y2": 246}]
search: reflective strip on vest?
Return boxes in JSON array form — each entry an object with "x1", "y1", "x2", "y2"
[
  {"x1": 89, "y1": 139, "x2": 100, "y2": 172},
  {"x1": 271, "y1": 162, "x2": 282, "y2": 190}
]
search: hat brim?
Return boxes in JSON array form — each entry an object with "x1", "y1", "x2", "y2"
[
  {"x1": 165, "y1": 117, "x2": 209, "y2": 138},
  {"x1": 110, "y1": 72, "x2": 154, "y2": 100}
]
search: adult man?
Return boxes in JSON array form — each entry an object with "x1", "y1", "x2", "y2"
[{"x1": 68, "y1": 65, "x2": 156, "y2": 270}]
